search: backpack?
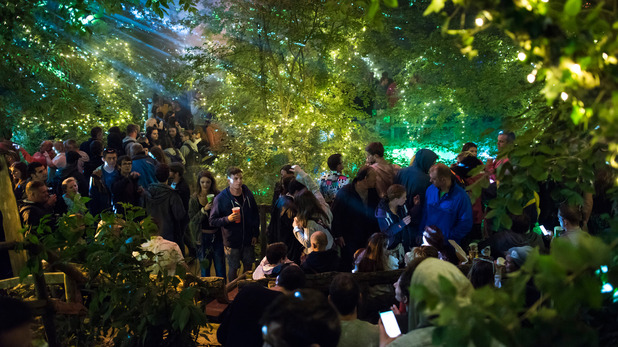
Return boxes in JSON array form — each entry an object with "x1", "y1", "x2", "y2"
[
  {"x1": 183, "y1": 144, "x2": 201, "y2": 167},
  {"x1": 166, "y1": 148, "x2": 183, "y2": 164}
]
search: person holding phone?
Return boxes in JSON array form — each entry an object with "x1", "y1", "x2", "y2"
[{"x1": 380, "y1": 258, "x2": 473, "y2": 346}]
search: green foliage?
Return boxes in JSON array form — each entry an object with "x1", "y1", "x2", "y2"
[
  {"x1": 183, "y1": 0, "x2": 379, "y2": 199},
  {"x1": 18, "y1": 201, "x2": 208, "y2": 346},
  {"x1": 411, "y1": 235, "x2": 618, "y2": 346},
  {"x1": 420, "y1": 0, "x2": 618, "y2": 228},
  {"x1": 400, "y1": 0, "x2": 618, "y2": 345},
  {"x1": 1, "y1": 0, "x2": 192, "y2": 152}
]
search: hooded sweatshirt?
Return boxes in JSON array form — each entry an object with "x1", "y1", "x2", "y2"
[
  {"x1": 209, "y1": 185, "x2": 260, "y2": 249},
  {"x1": 375, "y1": 199, "x2": 411, "y2": 249},
  {"x1": 147, "y1": 183, "x2": 186, "y2": 243},
  {"x1": 131, "y1": 154, "x2": 157, "y2": 189},
  {"x1": 395, "y1": 149, "x2": 438, "y2": 209},
  {"x1": 387, "y1": 258, "x2": 473, "y2": 347}
]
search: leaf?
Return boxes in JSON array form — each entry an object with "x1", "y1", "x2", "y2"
[
  {"x1": 367, "y1": 0, "x2": 380, "y2": 19},
  {"x1": 382, "y1": 0, "x2": 398, "y2": 8},
  {"x1": 179, "y1": 306, "x2": 190, "y2": 331},
  {"x1": 500, "y1": 213, "x2": 512, "y2": 229},
  {"x1": 519, "y1": 156, "x2": 534, "y2": 167},
  {"x1": 423, "y1": 0, "x2": 445, "y2": 16},
  {"x1": 507, "y1": 199, "x2": 523, "y2": 215},
  {"x1": 564, "y1": 0, "x2": 582, "y2": 17}
]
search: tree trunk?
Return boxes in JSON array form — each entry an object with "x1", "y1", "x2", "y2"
[{"x1": 0, "y1": 155, "x2": 27, "y2": 276}]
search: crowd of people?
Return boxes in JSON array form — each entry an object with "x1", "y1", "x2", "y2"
[{"x1": 2, "y1": 113, "x2": 608, "y2": 346}]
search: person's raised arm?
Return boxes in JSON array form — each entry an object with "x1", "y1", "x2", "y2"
[{"x1": 293, "y1": 165, "x2": 332, "y2": 223}]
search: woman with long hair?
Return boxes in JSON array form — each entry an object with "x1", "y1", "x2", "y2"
[
  {"x1": 148, "y1": 146, "x2": 169, "y2": 165},
  {"x1": 290, "y1": 165, "x2": 334, "y2": 254},
  {"x1": 188, "y1": 170, "x2": 225, "y2": 278},
  {"x1": 10, "y1": 161, "x2": 28, "y2": 200},
  {"x1": 353, "y1": 232, "x2": 397, "y2": 272}
]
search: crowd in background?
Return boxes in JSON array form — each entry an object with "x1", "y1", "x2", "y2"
[{"x1": 1, "y1": 101, "x2": 613, "y2": 346}]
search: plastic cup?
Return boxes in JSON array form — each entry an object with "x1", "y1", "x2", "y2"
[
  {"x1": 232, "y1": 207, "x2": 241, "y2": 223},
  {"x1": 207, "y1": 194, "x2": 215, "y2": 203}
]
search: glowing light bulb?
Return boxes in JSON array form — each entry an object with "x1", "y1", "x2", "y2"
[
  {"x1": 475, "y1": 18, "x2": 484, "y2": 26},
  {"x1": 518, "y1": 52, "x2": 526, "y2": 61},
  {"x1": 561, "y1": 92, "x2": 568, "y2": 101},
  {"x1": 527, "y1": 74, "x2": 536, "y2": 83}
]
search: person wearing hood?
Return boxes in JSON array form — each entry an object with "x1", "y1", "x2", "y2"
[
  {"x1": 420, "y1": 163, "x2": 473, "y2": 244},
  {"x1": 395, "y1": 148, "x2": 438, "y2": 212},
  {"x1": 381, "y1": 257, "x2": 474, "y2": 346},
  {"x1": 209, "y1": 166, "x2": 260, "y2": 282},
  {"x1": 147, "y1": 164, "x2": 186, "y2": 249},
  {"x1": 52, "y1": 151, "x2": 88, "y2": 198},
  {"x1": 376, "y1": 184, "x2": 420, "y2": 255},
  {"x1": 128, "y1": 143, "x2": 157, "y2": 189}
]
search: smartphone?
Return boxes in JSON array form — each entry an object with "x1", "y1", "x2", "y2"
[
  {"x1": 539, "y1": 225, "x2": 551, "y2": 236},
  {"x1": 379, "y1": 310, "x2": 401, "y2": 338}
]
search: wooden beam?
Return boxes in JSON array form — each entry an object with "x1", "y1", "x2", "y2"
[{"x1": 0, "y1": 156, "x2": 27, "y2": 275}]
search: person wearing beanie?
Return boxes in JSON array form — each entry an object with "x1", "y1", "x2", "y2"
[{"x1": 505, "y1": 245, "x2": 534, "y2": 273}]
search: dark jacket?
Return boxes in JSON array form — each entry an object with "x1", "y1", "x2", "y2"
[
  {"x1": 217, "y1": 283, "x2": 282, "y2": 347},
  {"x1": 53, "y1": 163, "x2": 88, "y2": 197},
  {"x1": 301, "y1": 249, "x2": 340, "y2": 274},
  {"x1": 88, "y1": 168, "x2": 112, "y2": 215},
  {"x1": 79, "y1": 138, "x2": 95, "y2": 158},
  {"x1": 267, "y1": 195, "x2": 302, "y2": 264},
  {"x1": 395, "y1": 149, "x2": 438, "y2": 209},
  {"x1": 111, "y1": 174, "x2": 141, "y2": 213},
  {"x1": 172, "y1": 178, "x2": 191, "y2": 213},
  {"x1": 83, "y1": 155, "x2": 103, "y2": 181},
  {"x1": 209, "y1": 185, "x2": 259, "y2": 248},
  {"x1": 147, "y1": 183, "x2": 186, "y2": 243},
  {"x1": 19, "y1": 201, "x2": 54, "y2": 234},
  {"x1": 131, "y1": 154, "x2": 157, "y2": 189},
  {"x1": 421, "y1": 179, "x2": 473, "y2": 244},
  {"x1": 331, "y1": 183, "x2": 380, "y2": 247}
]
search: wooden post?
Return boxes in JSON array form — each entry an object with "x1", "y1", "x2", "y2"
[
  {"x1": 258, "y1": 204, "x2": 269, "y2": 260},
  {"x1": 0, "y1": 156, "x2": 27, "y2": 275},
  {"x1": 32, "y1": 259, "x2": 60, "y2": 347}
]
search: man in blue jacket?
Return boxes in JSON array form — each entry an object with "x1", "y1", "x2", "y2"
[
  {"x1": 420, "y1": 163, "x2": 473, "y2": 244},
  {"x1": 210, "y1": 167, "x2": 259, "y2": 282}
]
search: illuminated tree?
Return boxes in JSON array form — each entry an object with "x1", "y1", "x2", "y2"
[
  {"x1": 184, "y1": 0, "x2": 378, "y2": 196},
  {"x1": 0, "y1": 0, "x2": 195, "y2": 150}
]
